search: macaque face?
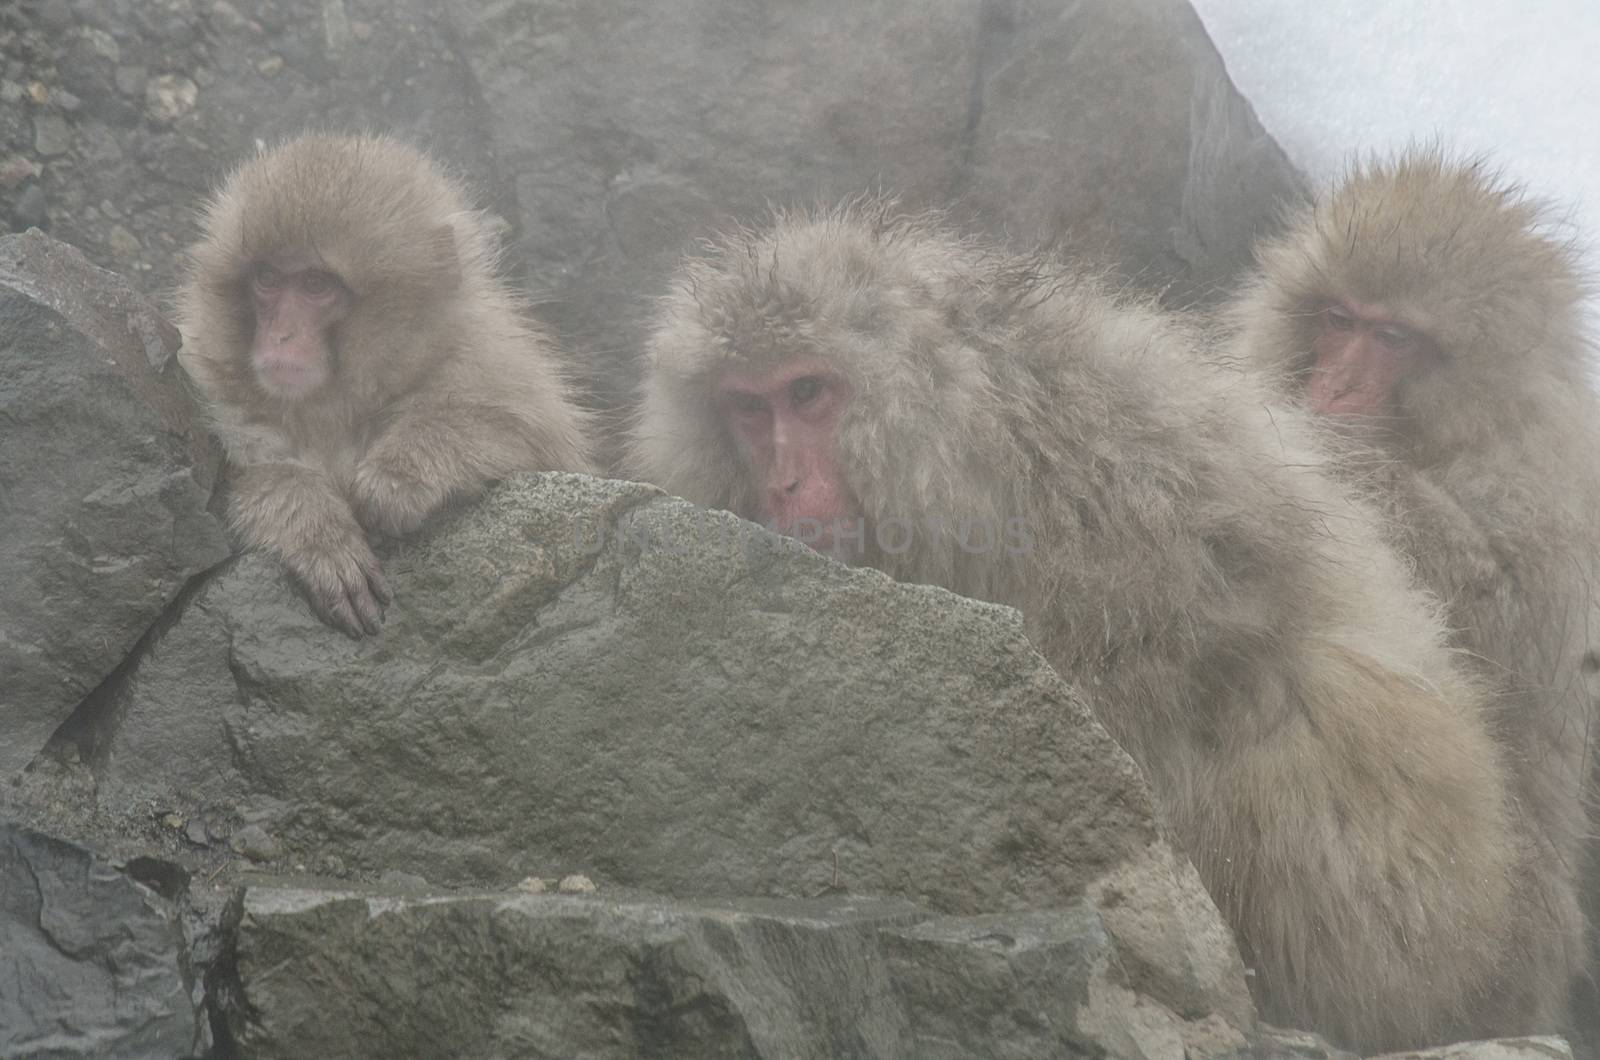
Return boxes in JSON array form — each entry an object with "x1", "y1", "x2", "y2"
[
  {"x1": 1306, "y1": 299, "x2": 1425, "y2": 417},
  {"x1": 715, "y1": 359, "x2": 859, "y2": 548},
  {"x1": 247, "y1": 260, "x2": 351, "y2": 400}
]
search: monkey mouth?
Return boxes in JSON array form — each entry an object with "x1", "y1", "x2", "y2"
[
  {"x1": 255, "y1": 361, "x2": 328, "y2": 400},
  {"x1": 769, "y1": 517, "x2": 865, "y2": 558},
  {"x1": 798, "y1": 526, "x2": 839, "y2": 552}
]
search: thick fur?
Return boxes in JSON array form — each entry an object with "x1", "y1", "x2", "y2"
[
  {"x1": 628, "y1": 203, "x2": 1541, "y2": 1051},
  {"x1": 176, "y1": 133, "x2": 594, "y2": 630},
  {"x1": 1228, "y1": 151, "x2": 1598, "y2": 1039}
]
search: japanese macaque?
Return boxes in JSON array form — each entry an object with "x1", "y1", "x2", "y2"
[
  {"x1": 626, "y1": 203, "x2": 1557, "y2": 1051},
  {"x1": 176, "y1": 133, "x2": 594, "y2": 636},
  {"x1": 1227, "y1": 151, "x2": 1598, "y2": 1042}
]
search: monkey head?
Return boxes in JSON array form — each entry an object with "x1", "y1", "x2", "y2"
[
  {"x1": 713, "y1": 356, "x2": 857, "y2": 545},
  {"x1": 181, "y1": 134, "x2": 469, "y2": 411},
  {"x1": 632, "y1": 205, "x2": 1020, "y2": 569},
  {"x1": 243, "y1": 257, "x2": 350, "y2": 400},
  {"x1": 1232, "y1": 151, "x2": 1590, "y2": 455}
]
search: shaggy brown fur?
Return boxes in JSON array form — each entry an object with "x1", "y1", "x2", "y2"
[
  {"x1": 628, "y1": 202, "x2": 1544, "y2": 1051},
  {"x1": 1228, "y1": 151, "x2": 1597, "y2": 1040},
  {"x1": 177, "y1": 133, "x2": 593, "y2": 634}
]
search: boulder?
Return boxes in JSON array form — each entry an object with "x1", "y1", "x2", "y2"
[
  {"x1": 226, "y1": 884, "x2": 1238, "y2": 1060},
  {"x1": 1375, "y1": 1040, "x2": 1574, "y2": 1060},
  {"x1": 0, "y1": 230, "x2": 227, "y2": 777},
  {"x1": 84, "y1": 473, "x2": 1251, "y2": 1034},
  {"x1": 0, "y1": 823, "x2": 207, "y2": 1059}
]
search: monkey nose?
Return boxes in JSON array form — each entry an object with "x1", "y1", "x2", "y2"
[{"x1": 766, "y1": 479, "x2": 802, "y2": 511}]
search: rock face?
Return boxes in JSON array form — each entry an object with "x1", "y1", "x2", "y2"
[
  {"x1": 0, "y1": 229, "x2": 228, "y2": 777},
  {"x1": 85, "y1": 474, "x2": 1252, "y2": 1040},
  {"x1": 0, "y1": 0, "x2": 1304, "y2": 408},
  {"x1": 100, "y1": 477, "x2": 1156, "y2": 898},
  {"x1": 0, "y1": 823, "x2": 206, "y2": 1059},
  {"x1": 1376, "y1": 1041, "x2": 1576, "y2": 1060},
  {"x1": 226, "y1": 886, "x2": 1235, "y2": 1060}
]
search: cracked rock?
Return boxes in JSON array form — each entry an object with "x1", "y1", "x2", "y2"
[
  {"x1": 0, "y1": 823, "x2": 205, "y2": 1058},
  {"x1": 0, "y1": 231, "x2": 228, "y2": 777}
]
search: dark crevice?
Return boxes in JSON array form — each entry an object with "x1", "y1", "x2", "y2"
[
  {"x1": 126, "y1": 855, "x2": 192, "y2": 901},
  {"x1": 627, "y1": 946, "x2": 757, "y2": 1056},
  {"x1": 200, "y1": 888, "x2": 247, "y2": 1060},
  {"x1": 41, "y1": 552, "x2": 241, "y2": 771}
]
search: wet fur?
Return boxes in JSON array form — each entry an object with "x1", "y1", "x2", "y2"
[
  {"x1": 1228, "y1": 151, "x2": 1598, "y2": 1042},
  {"x1": 629, "y1": 201, "x2": 1540, "y2": 1051},
  {"x1": 177, "y1": 132, "x2": 594, "y2": 630}
]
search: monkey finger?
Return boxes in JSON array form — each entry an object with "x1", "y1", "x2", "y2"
[
  {"x1": 336, "y1": 563, "x2": 386, "y2": 637},
  {"x1": 348, "y1": 583, "x2": 385, "y2": 637},
  {"x1": 365, "y1": 564, "x2": 393, "y2": 607},
  {"x1": 316, "y1": 588, "x2": 370, "y2": 640},
  {"x1": 346, "y1": 555, "x2": 392, "y2": 616}
]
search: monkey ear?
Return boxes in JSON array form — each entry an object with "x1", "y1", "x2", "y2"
[{"x1": 421, "y1": 223, "x2": 464, "y2": 293}]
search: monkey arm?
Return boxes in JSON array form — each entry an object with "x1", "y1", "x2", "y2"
[
  {"x1": 351, "y1": 383, "x2": 593, "y2": 537},
  {"x1": 1384, "y1": 460, "x2": 1596, "y2": 680},
  {"x1": 231, "y1": 461, "x2": 390, "y2": 638},
  {"x1": 349, "y1": 401, "x2": 515, "y2": 537},
  {"x1": 1190, "y1": 641, "x2": 1517, "y2": 1046},
  {"x1": 1391, "y1": 456, "x2": 1598, "y2": 811},
  {"x1": 1376, "y1": 464, "x2": 1501, "y2": 603}
]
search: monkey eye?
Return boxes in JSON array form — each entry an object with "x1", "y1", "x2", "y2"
[
  {"x1": 1374, "y1": 324, "x2": 1416, "y2": 351},
  {"x1": 252, "y1": 263, "x2": 284, "y2": 290},
  {"x1": 299, "y1": 270, "x2": 342, "y2": 297},
  {"x1": 788, "y1": 376, "x2": 823, "y2": 407},
  {"x1": 1323, "y1": 304, "x2": 1356, "y2": 331}
]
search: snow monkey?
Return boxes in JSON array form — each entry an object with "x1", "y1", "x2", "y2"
[
  {"x1": 177, "y1": 133, "x2": 594, "y2": 636},
  {"x1": 626, "y1": 201, "x2": 1558, "y2": 1050},
  {"x1": 1227, "y1": 150, "x2": 1598, "y2": 1045}
]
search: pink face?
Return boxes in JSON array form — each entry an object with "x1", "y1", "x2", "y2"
[
  {"x1": 248, "y1": 261, "x2": 350, "y2": 400},
  {"x1": 1305, "y1": 299, "x2": 1425, "y2": 418},
  {"x1": 716, "y1": 359, "x2": 859, "y2": 549}
]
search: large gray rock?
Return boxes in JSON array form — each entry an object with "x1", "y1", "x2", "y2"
[
  {"x1": 0, "y1": 229, "x2": 227, "y2": 777},
  {"x1": 0, "y1": 823, "x2": 206, "y2": 1059},
  {"x1": 0, "y1": 0, "x2": 1302, "y2": 407},
  {"x1": 227, "y1": 888, "x2": 922, "y2": 1058},
  {"x1": 225, "y1": 885, "x2": 1241, "y2": 1060},
  {"x1": 1375, "y1": 1041, "x2": 1574, "y2": 1060},
  {"x1": 83, "y1": 472, "x2": 1251, "y2": 1033}
]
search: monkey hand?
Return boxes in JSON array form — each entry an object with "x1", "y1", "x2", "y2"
[
  {"x1": 351, "y1": 450, "x2": 454, "y2": 537},
  {"x1": 284, "y1": 532, "x2": 393, "y2": 638}
]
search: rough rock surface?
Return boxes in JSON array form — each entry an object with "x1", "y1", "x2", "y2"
[
  {"x1": 225, "y1": 885, "x2": 1237, "y2": 1060},
  {"x1": 0, "y1": 823, "x2": 206, "y2": 1059},
  {"x1": 1375, "y1": 1041, "x2": 1575, "y2": 1060},
  {"x1": 0, "y1": 229, "x2": 227, "y2": 777},
  {"x1": 0, "y1": 0, "x2": 1304, "y2": 408},
  {"x1": 72, "y1": 472, "x2": 1251, "y2": 1032}
]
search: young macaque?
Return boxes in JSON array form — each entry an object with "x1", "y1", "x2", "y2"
[
  {"x1": 1227, "y1": 150, "x2": 1597, "y2": 1043},
  {"x1": 626, "y1": 203, "x2": 1563, "y2": 1051},
  {"x1": 176, "y1": 133, "x2": 593, "y2": 636}
]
